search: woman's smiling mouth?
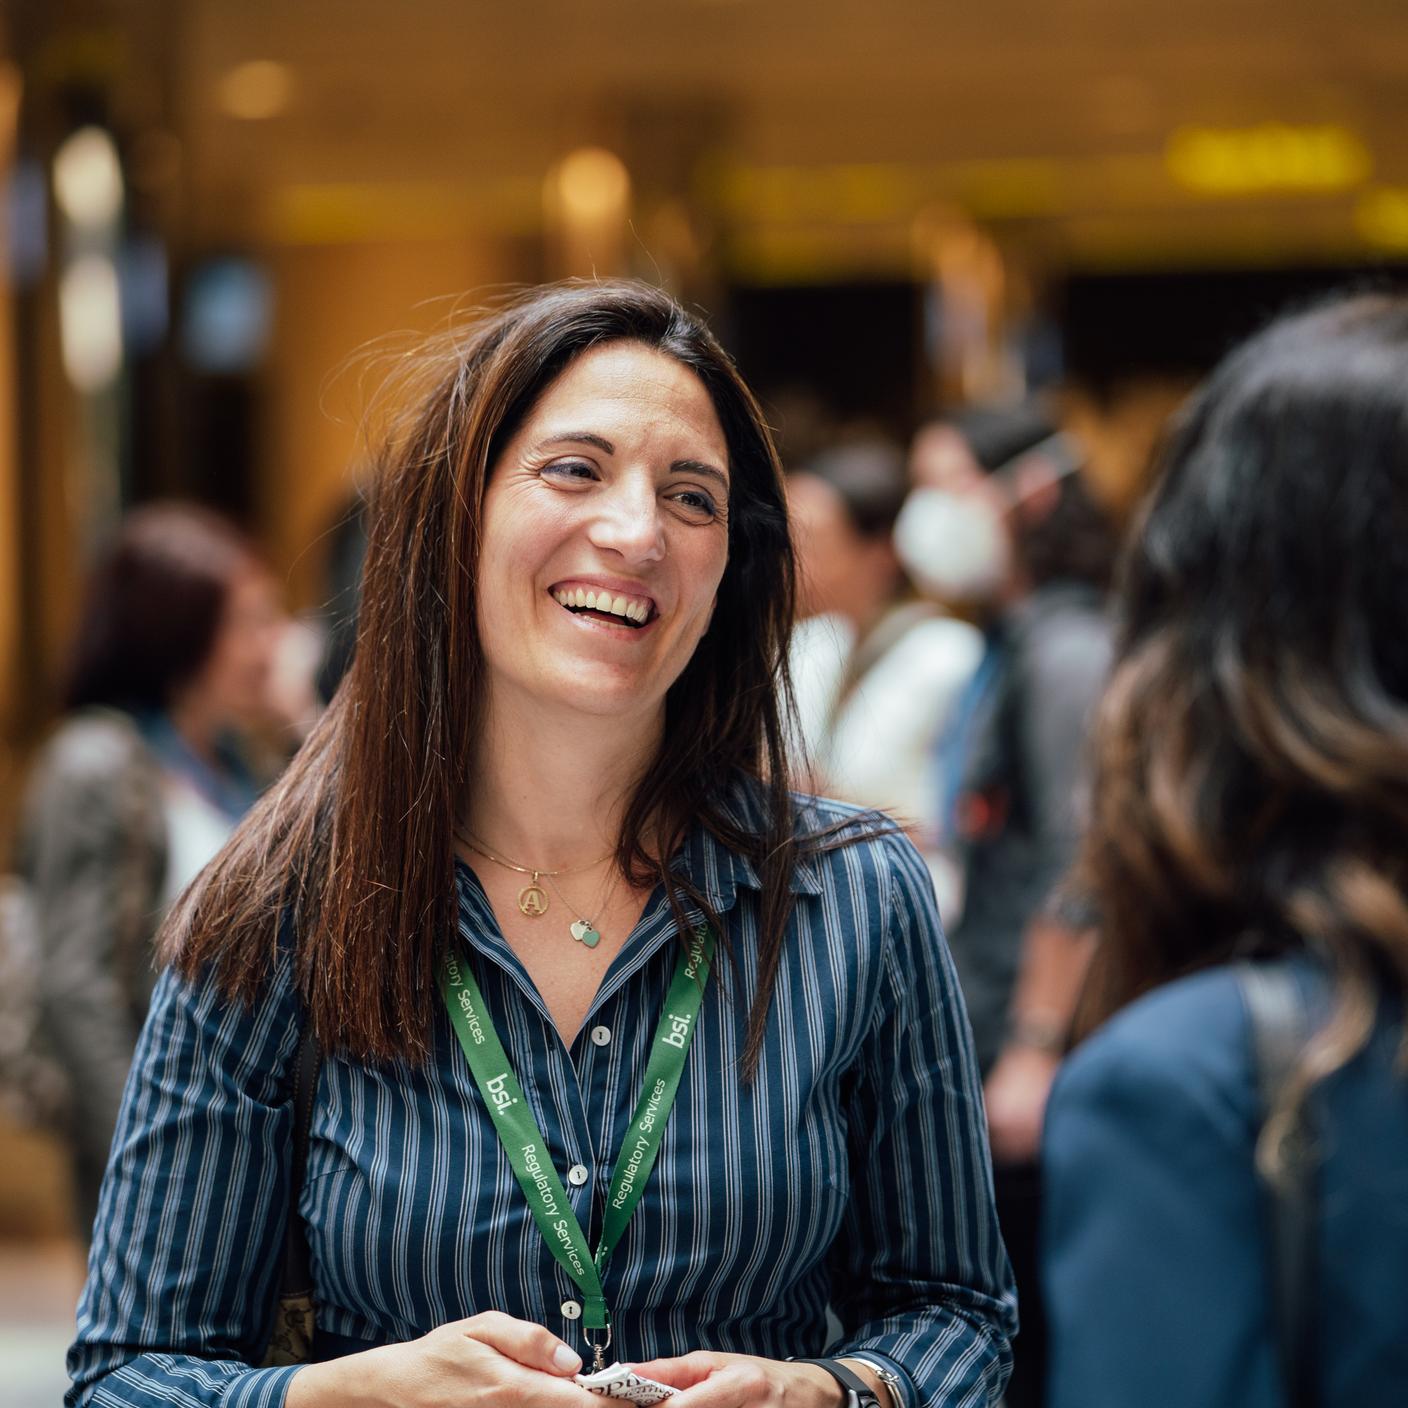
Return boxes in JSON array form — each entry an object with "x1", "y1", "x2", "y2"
[{"x1": 550, "y1": 582, "x2": 657, "y2": 629}]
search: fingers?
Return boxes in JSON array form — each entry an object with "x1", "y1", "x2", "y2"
[
  {"x1": 632, "y1": 1352, "x2": 722, "y2": 1390},
  {"x1": 456, "y1": 1310, "x2": 585, "y2": 1376},
  {"x1": 634, "y1": 1353, "x2": 777, "y2": 1408},
  {"x1": 668, "y1": 1361, "x2": 772, "y2": 1408}
]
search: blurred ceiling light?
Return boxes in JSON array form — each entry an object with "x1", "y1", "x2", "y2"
[
  {"x1": 218, "y1": 60, "x2": 293, "y2": 121},
  {"x1": 548, "y1": 147, "x2": 631, "y2": 224},
  {"x1": 1166, "y1": 123, "x2": 1371, "y2": 195},
  {"x1": 59, "y1": 253, "x2": 123, "y2": 392},
  {"x1": 53, "y1": 125, "x2": 123, "y2": 229},
  {"x1": 1356, "y1": 187, "x2": 1408, "y2": 249},
  {"x1": 181, "y1": 257, "x2": 273, "y2": 372}
]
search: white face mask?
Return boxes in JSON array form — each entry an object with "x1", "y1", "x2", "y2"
[
  {"x1": 893, "y1": 487, "x2": 1011, "y2": 602},
  {"x1": 895, "y1": 432, "x2": 1084, "y2": 602}
]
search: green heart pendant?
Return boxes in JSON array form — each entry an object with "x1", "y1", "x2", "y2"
[{"x1": 570, "y1": 919, "x2": 602, "y2": 949}]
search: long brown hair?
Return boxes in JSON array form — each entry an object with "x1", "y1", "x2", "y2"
[
  {"x1": 166, "y1": 281, "x2": 803, "y2": 1074},
  {"x1": 1076, "y1": 294, "x2": 1408, "y2": 1130}
]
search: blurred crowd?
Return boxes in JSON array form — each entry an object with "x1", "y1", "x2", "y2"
[
  {"x1": 5, "y1": 287, "x2": 1408, "y2": 1408},
  {"x1": 784, "y1": 399, "x2": 1116, "y2": 1408}
]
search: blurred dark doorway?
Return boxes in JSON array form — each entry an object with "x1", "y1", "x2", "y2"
[
  {"x1": 1060, "y1": 263, "x2": 1408, "y2": 392},
  {"x1": 727, "y1": 280, "x2": 923, "y2": 455}
]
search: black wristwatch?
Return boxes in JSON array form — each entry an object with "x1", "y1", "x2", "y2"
[{"x1": 791, "y1": 1358, "x2": 883, "y2": 1408}]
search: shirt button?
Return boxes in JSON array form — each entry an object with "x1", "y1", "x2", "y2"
[
  {"x1": 590, "y1": 1025, "x2": 612, "y2": 1046},
  {"x1": 567, "y1": 1164, "x2": 590, "y2": 1186},
  {"x1": 561, "y1": 1299, "x2": 582, "y2": 1320}
]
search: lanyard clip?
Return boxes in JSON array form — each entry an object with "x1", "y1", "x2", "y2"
[{"x1": 585, "y1": 1322, "x2": 612, "y2": 1372}]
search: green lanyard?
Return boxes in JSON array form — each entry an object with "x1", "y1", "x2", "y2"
[{"x1": 440, "y1": 925, "x2": 715, "y2": 1363}]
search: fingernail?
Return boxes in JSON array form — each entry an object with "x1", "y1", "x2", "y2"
[{"x1": 555, "y1": 1345, "x2": 583, "y2": 1372}]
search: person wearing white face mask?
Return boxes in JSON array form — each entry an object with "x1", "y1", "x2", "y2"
[
  {"x1": 785, "y1": 442, "x2": 983, "y2": 921},
  {"x1": 893, "y1": 404, "x2": 1118, "y2": 1408}
]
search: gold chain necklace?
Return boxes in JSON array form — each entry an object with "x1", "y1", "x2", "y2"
[{"x1": 457, "y1": 831, "x2": 615, "y2": 948}]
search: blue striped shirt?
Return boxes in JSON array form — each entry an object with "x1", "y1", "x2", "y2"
[{"x1": 68, "y1": 790, "x2": 1016, "y2": 1407}]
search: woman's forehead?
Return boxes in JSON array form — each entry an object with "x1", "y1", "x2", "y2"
[{"x1": 522, "y1": 343, "x2": 728, "y2": 458}]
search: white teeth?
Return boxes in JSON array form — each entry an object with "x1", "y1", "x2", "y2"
[{"x1": 552, "y1": 587, "x2": 652, "y2": 624}]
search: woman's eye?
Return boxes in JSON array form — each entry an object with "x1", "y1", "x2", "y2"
[
  {"x1": 669, "y1": 488, "x2": 721, "y2": 521},
  {"x1": 542, "y1": 459, "x2": 597, "y2": 483}
]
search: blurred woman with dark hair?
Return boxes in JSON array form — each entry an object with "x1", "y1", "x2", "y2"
[
  {"x1": 68, "y1": 281, "x2": 1015, "y2": 1408},
  {"x1": 1043, "y1": 294, "x2": 1408, "y2": 1407},
  {"x1": 18, "y1": 503, "x2": 288, "y2": 1240}
]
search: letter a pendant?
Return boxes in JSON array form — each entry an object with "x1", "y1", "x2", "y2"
[{"x1": 518, "y1": 874, "x2": 549, "y2": 917}]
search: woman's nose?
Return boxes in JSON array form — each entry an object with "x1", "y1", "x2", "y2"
[{"x1": 587, "y1": 480, "x2": 666, "y2": 562}]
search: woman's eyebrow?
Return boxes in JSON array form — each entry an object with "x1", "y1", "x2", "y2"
[
  {"x1": 533, "y1": 431, "x2": 615, "y2": 455},
  {"x1": 672, "y1": 459, "x2": 729, "y2": 491},
  {"x1": 534, "y1": 434, "x2": 728, "y2": 490}
]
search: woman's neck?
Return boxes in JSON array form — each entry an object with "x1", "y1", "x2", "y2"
[{"x1": 464, "y1": 689, "x2": 663, "y2": 870}]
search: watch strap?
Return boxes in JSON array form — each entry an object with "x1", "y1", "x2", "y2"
[{"x1": 790, "y1": 1358, "x2": 880, "y2": 1408}]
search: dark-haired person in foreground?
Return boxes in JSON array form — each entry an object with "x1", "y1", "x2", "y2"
[
  {"x1": 68, "y1": 282, "x2": 1016, "y2": 1408},
  {"x1": 1043, "y1": 294, "x2": 1408, "y2": 1407},
  {"x1": 18, "y1": 503, "x2": 288, "y2": 1242}
]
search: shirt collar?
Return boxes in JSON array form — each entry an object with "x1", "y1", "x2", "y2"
[{"x1": 670, "y1": 778, "x2": 826, "y2": 913}]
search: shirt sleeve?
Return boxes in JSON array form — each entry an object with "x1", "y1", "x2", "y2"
[
  {"x1": 1041, "y1": 985, "x2": 1280, "y2": 1408},
  {"x1": 66, "y1": 955, "x2": 308, "y2": 1408},
  {"x1": 828, "y1": 831, "x2": 1018, "y2": 1408}
]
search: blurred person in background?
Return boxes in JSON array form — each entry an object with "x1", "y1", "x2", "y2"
[
  {"x1": 786, "y1": 440, "x2": 982, "y2": 918},
  {"x1": 1044, "y1": 294, "x2": 1408, "y2": 1408},
  {"x1": 895, "y1": 404, "x2": 1117, "y2": 1408},
  {"x1": 16, "y1": 502, "x2": 298, "y2": 1242}
]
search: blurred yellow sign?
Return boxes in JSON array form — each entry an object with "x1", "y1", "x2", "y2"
[
  {"x1": 1165, "y1": 123, "x2": 1372, "y2": 195},
  {"x1": 1356, "y1": 187, "x2": 1408, "y2": 249}
]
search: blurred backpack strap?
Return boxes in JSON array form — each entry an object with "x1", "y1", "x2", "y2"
[
  {"x1": 1237, "y1": 962, "x2": 1318, "y2": 1408},
  {"x1": 286, "y1": 1024, "x2": 322, "y2": 1279},
  {"x1": 262, "y1": 1023, "x2": 322, "y2": 1366}
]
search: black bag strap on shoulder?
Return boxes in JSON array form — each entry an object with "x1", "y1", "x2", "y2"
[
  {"x1": 282, "y1": 1026, "x2": 322, "y2": 1293},
  {"x1": 1237, "y1": 962, "x2": 1318, "y2": 1408},
  {"x1": 262, "y1": 1024, "x2": 322, "y2": 1364}
]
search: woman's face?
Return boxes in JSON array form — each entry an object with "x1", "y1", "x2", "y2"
[
  {"x1": 476, "y1": 340, "x2": 731, "y2": 726},
  {"x1": 189, "y1": 563, "x2": 286, "y2": 728}
]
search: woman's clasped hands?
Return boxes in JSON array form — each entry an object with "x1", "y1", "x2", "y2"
[
  {"x1": 285, "y1": 1311, "x2": 601, "y2": 1408},
  {"x1": 285, "y1": 1323, "x2": 861, "y2": 1408}
]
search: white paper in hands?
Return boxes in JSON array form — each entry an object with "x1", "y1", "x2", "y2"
[{"x1": 575, "y1": 1362, "x2": 678, "y2": 1405}]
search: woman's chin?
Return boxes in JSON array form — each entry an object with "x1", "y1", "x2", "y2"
[{"x1": 516, "y1": 669, "x2": 667, "y2": 728}]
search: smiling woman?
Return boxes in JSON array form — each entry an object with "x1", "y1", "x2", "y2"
[
  {"x1": 66, "y1": 282, "x2": 1016, "y2": 1408},
  {"x1": 475, "y1": 342, "x2": 730, "y2": 729}
]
